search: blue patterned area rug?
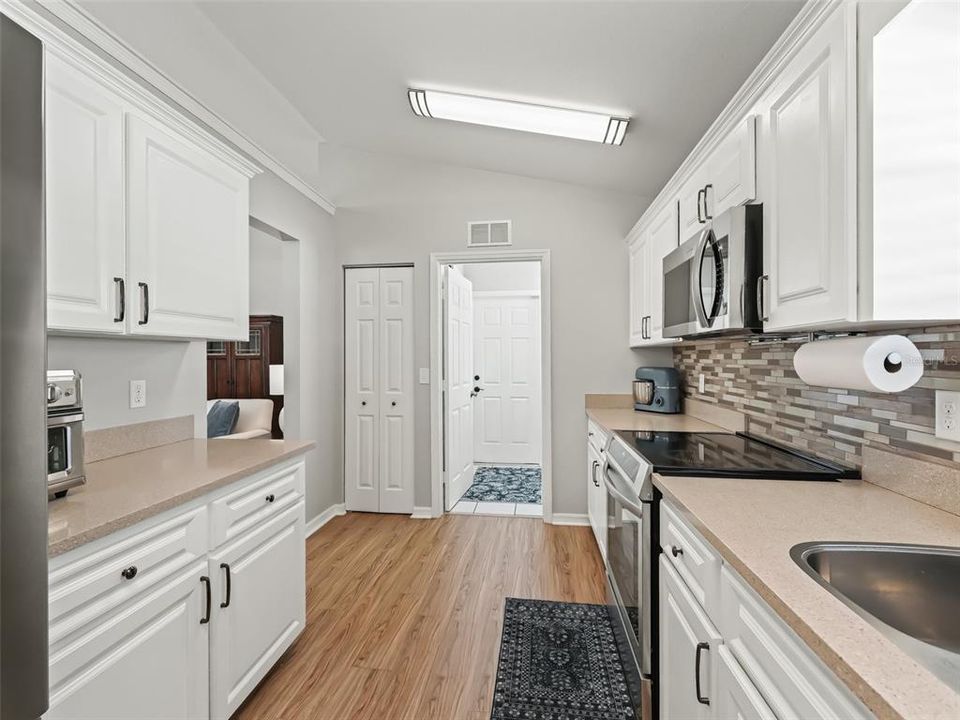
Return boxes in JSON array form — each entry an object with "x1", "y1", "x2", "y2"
[
  {"x1": 491, "y1": 598, "x2": 635, "y2": 720},
  {"x1": 462, "y1": 466, "x2": 541, "y2": 503}
]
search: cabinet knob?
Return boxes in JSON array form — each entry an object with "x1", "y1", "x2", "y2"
[
  {"x1": 120, "y1": 566, "x2": 138, "y2": 580},
  {"x1": 361, "y1": 400, "x2": 367, "y2": 406},
  {"x1": 265, "y1": 494, "x2": 276, "y2": 503},
  {"x1": 671, "y1": 545, "x2": 683, "y2": 558}
]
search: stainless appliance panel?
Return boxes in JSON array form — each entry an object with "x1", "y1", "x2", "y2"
[
  {"x1": 663, "y1": 204, "x2": 762, "y2": 339},
  {"x1": 0, "y1": 15, "x2": 49, "y2": 719}
]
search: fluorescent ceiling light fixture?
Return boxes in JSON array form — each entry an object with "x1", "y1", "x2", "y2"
[{"x1": 408, "y1": 88, "x2": 628, "y2": 145}]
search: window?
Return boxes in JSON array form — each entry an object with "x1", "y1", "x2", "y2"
[{"x1": 235, "y1": 329, "x2": 262, "y2": 357}]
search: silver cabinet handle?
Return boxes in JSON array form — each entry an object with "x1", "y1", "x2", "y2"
[
  {"x1": 591, "y1": 460, "x2": 600, "y2": 488},
  {"x1": 113, "y1": 277, "x2": 125, "y2": 323},
  {"x1": 696, "y1": 188, "x2": 704, "y2": 224},
  {"x1": 756, "y1": 274, "x2": 769, "y2": 323},
  {"x1": 702, "y1": 184, "x2": 713, "y2": 220},
  {"x1": 138, "y1": 282, "x2": 149, "y2": 325}
]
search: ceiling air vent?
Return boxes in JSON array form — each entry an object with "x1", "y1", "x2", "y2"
[{"x1": 467, "y1": 220, "x2": 512, "y2": 247}]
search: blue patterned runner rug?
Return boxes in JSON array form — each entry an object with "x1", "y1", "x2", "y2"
[{"x1": 491, "y1": 598, "x2": 636, "y2": 720}]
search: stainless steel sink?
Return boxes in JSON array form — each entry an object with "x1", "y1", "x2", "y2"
[{"x1": 791, "y1": 542, "x2": 960, "y2": 687}]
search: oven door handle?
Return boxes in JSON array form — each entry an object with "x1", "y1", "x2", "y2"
[{"x1": 601, "y1": 463, "x2": 645, "y2": 519}]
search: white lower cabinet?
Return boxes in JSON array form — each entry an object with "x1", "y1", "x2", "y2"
[
  {"x1": 658, "y1": 499, "x2": 872, "y2": 720},
  {"x1": 586, "y1": 425, "x2": 607, "y2": 559},
  {"x1": 715, "y1": 645, "x2": 777, "y2": 720},
  {"x1": 659, "y1": 556, "x2": 721, "y2": 720},
  {"x1": 45, "y1": 460, "x2": 307, "y2": 720},
  {"x1": 46, "y1": 562, "x2": 210, "y2": 720},
  {"x1": 209, "y1": 502, "x2": 306, "y2": 720}
]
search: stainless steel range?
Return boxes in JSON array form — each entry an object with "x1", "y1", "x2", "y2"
[
  {"x1": 47, "y1": 369, "x2": 86, "y2": 498},
  {"x1": 601, "y1": 429, "x2": 858, "y2": 719}
]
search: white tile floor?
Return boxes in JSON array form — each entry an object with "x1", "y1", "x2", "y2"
[{"x1": 450, "y1": 500, "x2": 543, "y2": 517}]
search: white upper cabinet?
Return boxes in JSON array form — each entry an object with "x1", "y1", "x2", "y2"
[
  {"x1": 756, "y1": 3, "x2": 856, "y2": 331},
  {"x1": 626, "y1": 0, "x2": 957, "y2": 338},
  {"x1": 865, "y1": 0, "x2": 960, "y2": 322},
  {"x1": 44, "y1": 47, "x2": 258, "y2": 341},
  {"x1": 126, "y1": 115, "x2": 250, "y2": 340},
  {"x1": 45, "y1": 52, "x2": 126, "y2": 334},
  {"x1": 678, "y1": 118, "x2": 757, "y2": 243},
  {"x1": 628, "y1": 199, "x2": 679, "y2": 347}
]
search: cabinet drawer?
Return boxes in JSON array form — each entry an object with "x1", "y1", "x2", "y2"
[
  {"x1": 659, "y1": 500, "x2": 721, "y2": 619},
  {"x1": 587, "y1": 419, "x2": 608, "y2": 454},
  {"x1": 47, "y1": 561, "x2": 209, "y2": 720},
  {"x1": 211, "y1": 461, "x2": 305, "y2": 547},
  {"x1": 716, "y1": 645, "x2": 777, "y2": 720},
  {"x1": 49, "y1": 504, "x2": 208, "y2": 643},
  {"x1": 719, "y1": 565, "x2": 872, "y2": 720}
]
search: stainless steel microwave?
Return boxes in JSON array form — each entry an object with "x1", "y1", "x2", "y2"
[{"x1": 662, "y1": 204, "x2": 763, "y2": 338}]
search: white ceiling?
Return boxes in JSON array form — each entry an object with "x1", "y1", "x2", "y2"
[{"x1": 190, "y1": 0, "x2": 803, "y2": 199}]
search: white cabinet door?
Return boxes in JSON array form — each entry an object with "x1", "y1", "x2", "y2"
[
  {"x1": 209, "y1": 502, "x2": 305, "y2": 720},
  {"x1": 758, "y1": 4, "x2": 855, "y2": 331},
  {"x1": 715, "y1": 646, "x2": 777, "y2": 720},
  {"x1": 45, "y1": 52, "x2": 126, "y2": 334},
  {"x1": 679, "y1": 167, "x2": 711, "y2": 241},
  {"x1": 46, "y1": 563, "x2": 209, "y2": 720},
  {"x1": 705, "y1": 116, "x2": 757, "y2": 220},
  {"x1": 126, "y1": 114, "x2": 249, "y2": 340},
  {"x1": 628, "y1": 234, "x2": 646, "y2": 346},
  {"x1": 647, "y1": 200, "x2": 679, "y2": 341},
  {"x1": 344, "y1": 267, "x2": 381, "y2": 513},
  {"x1": 659, "y1": 556, "x2": 722, "y2": 720},
  {"x1": 586, "y1": 440, "x2": 606, "y2": 558},
  {"x1": 378, "y1": 267, "x2": 415, "y2": 514},
  {"x1": 345, "y1": 267, "x2": 415, "y2": 514}
]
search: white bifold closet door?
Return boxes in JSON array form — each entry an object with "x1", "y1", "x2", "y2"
[{"x1": 344, "y1": 266, "x2": 414, "y2": 514}]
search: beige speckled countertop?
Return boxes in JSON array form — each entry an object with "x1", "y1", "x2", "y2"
[
  {"x1": 586, "y1": 406, "x2": 726, "y2": 433},
  {"x1": 655, "y1": 475, "x2": 960, "y2": 720},
  {"x1": 48, "y1": 439, "x2": 314, "y2": 557}
]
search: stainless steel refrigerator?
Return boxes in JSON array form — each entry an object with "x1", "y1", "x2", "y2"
[{"x1": 0, "y1": 14, "x2": 49, "y2": 720}]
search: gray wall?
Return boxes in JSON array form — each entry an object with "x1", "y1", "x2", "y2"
[
  {"x1": 249, "y1": 226, "x2": 286, "y2": 316},
  {"x1": 249, "y1": 171, "x2": 342, "y2": 522},
  {"x1": 47, "y1": 337, "x2": 207, "y2": 436},
  {"x1": 335, "y1": 158, "x2": 670, "y2": 515}
]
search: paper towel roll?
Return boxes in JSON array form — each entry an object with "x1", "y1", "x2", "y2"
[{"x1": 793, "y1": 335, "x2": 923, "y2": 393}]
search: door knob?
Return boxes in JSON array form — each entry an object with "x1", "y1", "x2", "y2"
[
  {"x1": 474, "y1": 386, "x2": 482, "y2": 394},
  {"x1": 361, "y1": 401, "x2": 367, "y2": 406},
  {"x1": 392, "y1": 401, "x2": 397, "y2": 406}
]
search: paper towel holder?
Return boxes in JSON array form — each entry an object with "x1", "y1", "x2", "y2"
[{"x1": 883, "y1": 353, "x2": 903, "y2": 373}]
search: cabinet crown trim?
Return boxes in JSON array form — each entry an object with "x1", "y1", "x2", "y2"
[{"x1": 626, "y1": 0, "x2": 847, "y2": 239}]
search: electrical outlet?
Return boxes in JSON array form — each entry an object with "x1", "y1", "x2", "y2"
[
  {"x1": 419, "y1": 368, "x2": 430, "y2": 385},
  {"x1": 935, "y1": 390, "x2": 960, "y2": 442},
  {"x1": 130, "y1": 380, "x2": 146, "y2": 409},
  {"x1": 698, "y1": 373, "x2": 705, "y2": 394}
]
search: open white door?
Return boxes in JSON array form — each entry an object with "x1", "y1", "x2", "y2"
[
  {"x1": 473, "y1": 294, "x2": 542, "y2": 464},
  {"x1": 443, "y1": 266, "x2": 475, "y2": 510}
]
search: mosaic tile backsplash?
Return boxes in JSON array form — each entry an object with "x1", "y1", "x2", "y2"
[{"x1": 673, "y1": 326, "x2": 960, "y2": 469}]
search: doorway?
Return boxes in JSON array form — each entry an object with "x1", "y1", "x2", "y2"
[{"x1": 430, "y1": 251, "x2": 552, "y2": 522}]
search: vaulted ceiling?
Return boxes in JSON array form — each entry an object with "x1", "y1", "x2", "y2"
[{"x1": 82, "y1": 1, "x2": 803, "y2": 205}]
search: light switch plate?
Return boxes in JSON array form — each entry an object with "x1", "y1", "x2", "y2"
[
  {"x1": 935, "y1": 390, "x2": 960, "y2": 442},
  {"x1": 130, "y1": 380, "x2": 146, "y2": 408},
  {"x1": 698, "y1": 373, "x2": 705, "y2": 394},
  {"x1": 419, "y1": 368, "x2": 430, "y2": 385}
]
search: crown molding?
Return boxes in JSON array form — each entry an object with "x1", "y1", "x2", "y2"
[
  {"x1": 626, "y1": 0, "x2": 843, "y2": 239},
  {"x1": 1, "y1": 0, "x2": 336, "y2": 214}
]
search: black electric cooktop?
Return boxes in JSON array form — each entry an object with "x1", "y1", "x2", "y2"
[{"x1": 613, "y1": 430, "x2": 859, "y2": 480}]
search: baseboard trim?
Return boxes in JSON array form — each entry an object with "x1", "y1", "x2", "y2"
[
  {"x1": 306, "y1": 503, "x2": 346, "y2": 537},
  {"x1": 410, "y1": 506, "x2": 435, "y2": 519},
  {"x1": 550, "y1": 513, "x2": 590, "y2": 526}
]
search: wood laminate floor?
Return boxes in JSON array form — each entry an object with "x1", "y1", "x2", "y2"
[{"x1": 235, "y1": 512, "x2": 605, "y2": 720}]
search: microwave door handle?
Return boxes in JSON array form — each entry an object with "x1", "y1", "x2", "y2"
[
  {"x1": 601, "y1": 465, "x2": 645, "y2": 519},
  {"x1": 691, "y1": 229, "x2": 711, "y2": 328}
]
